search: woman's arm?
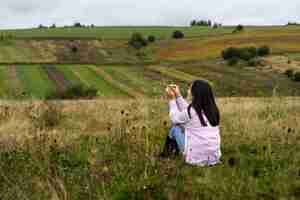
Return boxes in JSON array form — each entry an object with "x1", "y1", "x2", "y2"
[
  {"x1": 176, "y1": 96, "x2": 189, "y2": 112},
  {"x1": 169, "y1": 99, "x2": 190, "y2": 124},
  {"x1": 169, "y1": 85, "x2": 189, "y2": 112}
]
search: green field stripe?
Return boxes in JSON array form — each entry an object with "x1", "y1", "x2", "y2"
[
  {"x1": 147, "y1": 65, "x2": 214, "y2": 86},
  {"x1": 71, "y1": 65, "x2": 129, "y2": 97},
  {"x1": 89, "y1": 66, "x2": 143, "y2": 98},
  {"x1": 56, "y1": 65, "x2": 85, "y2": 86},
  {"x1": 0, "y1": 66, "x2": 10, "y2": 98},
  {"x1": 0, "y1": 26, "x2": 235, "y2": 40},
  {"x1": 101, "y1": 66, "x2": 186, "y2": 97},
  {"x1": 7, "y1": 65, "x2": 25, "y2": 98},
  {"x1": 15, "y1": 65, "x2": 56, "y2": 99}
]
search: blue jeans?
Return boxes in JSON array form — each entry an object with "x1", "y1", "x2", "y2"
[{"x1": 169, "y1": 126, "x2": 185, "y2": 153}]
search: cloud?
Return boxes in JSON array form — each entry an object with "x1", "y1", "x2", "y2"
[{"x1": 1, "y1": 0, "x2": 300, "y2": 29}]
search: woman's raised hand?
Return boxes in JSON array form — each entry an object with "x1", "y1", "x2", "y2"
[
  {"x1": 166, "y1": 86, "x2": 176, "y2": 100},
  {"x1": 169, "y1": 84, "x2": 181, "y2": 97}
]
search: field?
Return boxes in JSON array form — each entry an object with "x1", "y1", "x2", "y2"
[
  {"x1": 0, "y1": 26, "x2": 235, "y2": 40},
  {"x1": 0, "y1": 97, "x2": 299, "y2": 199},
  {"x1": 0, "y1": 25, "x2": 300, "y2": 199}
]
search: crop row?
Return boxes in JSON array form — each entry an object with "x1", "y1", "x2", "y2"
[{"x1": 0, "y1": 65, "x2": 195, "y2": 99}]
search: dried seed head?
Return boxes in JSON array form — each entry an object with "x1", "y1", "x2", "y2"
[
  {"x1": 253, "y1": 169, "x2": 259, "y2": 177},
  {"x1": 263, "y1": 146, "x2": 267, "y2": 151},
  {"x1": 121, "y1": 110, "x2": 125, "y2": 115},
  {"x1": 228, "y1": 157, "x2": 235, "y2": 167}
]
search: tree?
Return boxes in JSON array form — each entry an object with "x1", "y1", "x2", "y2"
[
  {"x1": 51, "y1": 24, "x2": 56, "y2": 28},
  {"x1": 74, "y1": 22, "x2": 82, "y2": 28},
  {"x1": 38, "y1": 24, "x2": 46, "y2": 29},
  {"x1": 190, "y1": 20, "x2": 197, "y2": 27},
  {"x1": 208, "y1": 20, "x2": 212, "y2": 27},
  {"x1": 172, "y1": 31, "x2": 184, "y2": 39},
  {"x1": 128, "y1": 33, "x2": 148, "y2": 49},
  {"x1": 234, "y1": 24, "x2": 244, "y2": 32},
  {"x1": 148, "y1": 35, "x2": 156, "y2": 43}
]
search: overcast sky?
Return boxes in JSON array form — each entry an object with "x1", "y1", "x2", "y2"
[{"x1": 1, "y1": 0, "x2": 300, "y2": 29}]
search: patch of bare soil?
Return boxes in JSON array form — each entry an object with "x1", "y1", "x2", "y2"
[{"x1": 43, "y1": 65, "x2": 73, "y2": 93}]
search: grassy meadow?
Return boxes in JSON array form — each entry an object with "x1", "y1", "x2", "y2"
[
  {"x1": 0, "y1": 25, "x2": 300, "y2": 199},
  {"x1": 0, "y1": 97, "x2": 299, "y2": 199}
]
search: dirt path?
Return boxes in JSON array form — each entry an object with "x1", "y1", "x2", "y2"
[
  {"x1": 43, "y1": 65, "x2": 72, "y2": 93},
  {"x1": 90, "y1": 66, "x2": 144, "y2": 98}
]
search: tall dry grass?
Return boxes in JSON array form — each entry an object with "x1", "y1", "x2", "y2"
[{"x1": 0, "y1": 97, "x2": 299, "y2": 199}]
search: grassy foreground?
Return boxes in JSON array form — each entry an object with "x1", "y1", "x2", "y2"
[{"x1": 0, "y1": 97, "x2": 299, "y2": 199}]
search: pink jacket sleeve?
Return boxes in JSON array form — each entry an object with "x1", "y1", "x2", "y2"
[
  {"x1": 176, "y1": 96, "x2": 189, "y2": 112},
  {"x1": 169, "y1": 99, "x2": 190, "y2": 124}
]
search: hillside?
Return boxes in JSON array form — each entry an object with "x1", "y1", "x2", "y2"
[{"x1": 0, "y1": 26, "x2": 299, "y2": 99}]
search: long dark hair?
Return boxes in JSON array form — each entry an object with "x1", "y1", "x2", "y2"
[{"x1": 188, "y1": 80, "x2": 220, "y2": 127}]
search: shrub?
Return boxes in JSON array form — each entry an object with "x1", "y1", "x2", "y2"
[
  {"x1": 227, "y1": 57, "x2": 239, "y2": 66},
  {"x1": 71, "y1": 46, "x2": 78, "y2": 53},
  {"x1": 248, "y1": 58, "x2": 260, "y2": 67},
  {"x1": 47, "y1": 85, "x2": 98, "y2": 100},
  {"x1": 148, "y1": 35, "x2": 156, "y2": 43},
  {"x1": 222, "y1": 47, "x2": 241, "y2": 60},
  {"x1": 285, "y1": 69, "x2": 294, "y2": 78},
  {"x1": 257, "y1": 46, "x2": 271, "y2": 57},
  {"x1": 172, "y1": 31, "x2": 184, "y2": 39},
  {"x1": 235, "y1": 24, "x2": 244, "y2": 31},
  {"x1": 233, "y1": 24, "x2": 244, "y2": 33},
  {"x1": 128, "y1": 33, "x2": 148, "y2": 49},
  {"x1": 240, "y1": 49, "x2": 255, "y2": 61},
  {"x1": 294, "y1": 72, "x2": 300, "y2": 82}
]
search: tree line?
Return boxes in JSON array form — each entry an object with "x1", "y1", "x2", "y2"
[{"x1": 190, "y1": 19, "x2": 222, "y2": 28}]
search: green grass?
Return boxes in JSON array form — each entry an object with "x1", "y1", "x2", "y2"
[
  {"x1": 15, "y1": 65, "x2": 56, "y2": 99},
  {"x1": 0, "y1": 66, "x2": 10, "y2": 97},
  {"x1": 0, "y1": 26, "x2": 234, "y2": 40},
  {"x1": 102, "y1": 65, "x2": 187, "y2": 97},
  {"x1": 172, "y1": 60, "x2": 300, "y2": 97},
  {"x1": 287, "y1": 53, "x2": 300, "y2": 61},
  {"x1": 71, "y1": 66, "x2": 129, "y2": 97},
  {"x1": 56, "y1": 65, "x2": 85, "y2": 86},
  {"x1": 0, "y1": 98, "x2": 299, "y2": 199}
]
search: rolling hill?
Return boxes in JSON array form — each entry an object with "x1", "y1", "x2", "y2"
[{"x1": 0, "y1": 25, "x2": 299, "y2": 99}]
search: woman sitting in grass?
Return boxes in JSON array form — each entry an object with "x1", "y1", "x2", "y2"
[{"x1": 160, "y1": 80, "x2": 221, "y2": 166}]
